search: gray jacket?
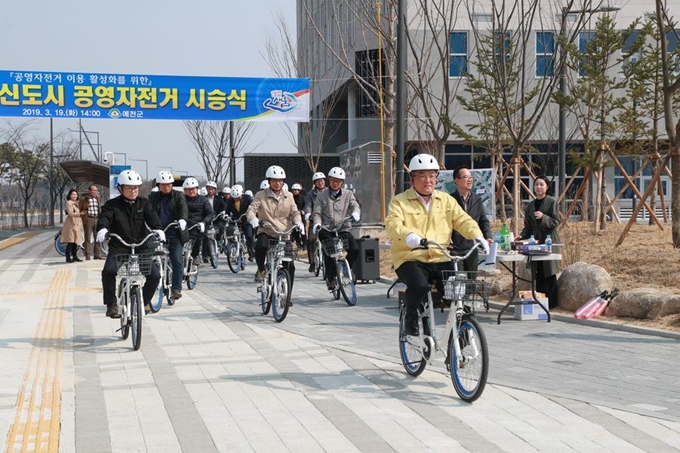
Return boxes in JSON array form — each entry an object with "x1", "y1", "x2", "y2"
[{"x1": 312, "y1": 189, "x2": 360, "y2": 232}]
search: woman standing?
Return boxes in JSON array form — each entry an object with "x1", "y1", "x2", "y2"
[
  {"x1": 61, "y1": 189, "x2": 84, "y2": 263},
  {"x1": 516, "y1": 176, "x2": 560, "y2": 308}
]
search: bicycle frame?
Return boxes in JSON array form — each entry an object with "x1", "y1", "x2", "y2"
[
  {"x1": 257, "y1": 223, "x2": 298, "y2": 322},
  {"x1": 319, "y1": 217, "x2": 356, "y2": 305}
]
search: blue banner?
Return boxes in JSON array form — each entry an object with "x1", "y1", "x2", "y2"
[{"x1": 0, "y1": 70, "x2": 310, "y2": 122}]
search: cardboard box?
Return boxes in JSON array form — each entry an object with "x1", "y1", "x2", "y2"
[{"x1": 514, "y1": 297, "x2": 549, "y2": 320}]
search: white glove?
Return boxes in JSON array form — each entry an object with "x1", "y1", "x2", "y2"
[
  {"x1": 96, "y1": 228, "x2": 108, "y2": 243},
  {"x1": 312, "y1": 224, "x2": 321, "y2": 235},
  {"x1": 351, "y1": 212, "x2": 360, "y2": 222},
  {"x1": 304, "y1": 213, "x2": 311, "y2": 222},
  {"x1": 296, "y1": 223, "x2": 305, "y2": 232},
  {"x1": 405, "y1": 233, "x2": 422, "y2": 249},
  {"x1": 178, "y1": 219, "x2": 187, "y2": 231},
  {"x1": 198, "y1": 222, "x2": 205, "y2": 233},
  {"x1": 250, "y1": 218, "x2": 260, "y2": 229},
  {"x1": 154, "y1": 230, "x2": 166, "y2": 242},
  {"x1": 475, "y1": 237, "x2": 490, "y2": 255}
]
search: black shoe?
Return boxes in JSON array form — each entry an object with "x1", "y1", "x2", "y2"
[
  {"x1": 72, "y1": 256, "x2": 83, "y2": 262},
  {"x1": 308, "y1": 264, "x2": 315, "y2": 273},
  {"x1": 106, "y1": 304, "x2": 121, "y2": 319},
  {"x1": 203, "y1": 257, "x2": 209, "y2": 264},
  {"x1": 66, "y1": 257, "x2": 73, "y2": 263},
  {"x1": 405, "y1": 317, "x2": 420, "y2": 336},
  {"x1": 326, "y1": 279, "x2": 336, "y2": 290}
]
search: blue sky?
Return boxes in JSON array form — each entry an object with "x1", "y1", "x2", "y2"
[{"x1": 1, "y1": 0, "x2": 297, "y2": 182}]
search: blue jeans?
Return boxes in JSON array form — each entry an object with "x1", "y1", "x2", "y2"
[{"x1": 167, "y1": 236, "x2": 184, "y2": 292}]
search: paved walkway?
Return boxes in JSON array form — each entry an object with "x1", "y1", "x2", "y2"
[{"x1": 1, "y1": 231, "x2": 680, "y2": 452}]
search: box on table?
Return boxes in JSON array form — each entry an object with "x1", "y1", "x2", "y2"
[{"x1": 514, "y1": 291, "x2": 549, "y2": 320}]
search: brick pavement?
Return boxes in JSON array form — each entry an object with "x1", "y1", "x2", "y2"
[{"x1": 1, "y1": 231, "x2": 680, "y2": 452}]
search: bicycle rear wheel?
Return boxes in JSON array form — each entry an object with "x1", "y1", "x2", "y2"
[
  {"x1": 54, "y1": 233, "x2": 66, "y2": 256},
  {"x1": 119, "y1": 280, "x2": 129, "y2": 340},
  {"x1": 227, "y1": 242, "x2": 240, "y2": 274},
  {"x1": 399, "y1": 305, "x2": 426, "y2": 376},
  {"x1": 337, "y1": 261, "x2": 357, "y2": 306},
  {"x1": 449, "y1": 316, "x2": 488, "y2": 402},
  {"x1": 271, "y1": 268, "x2": 291, "y2": 322},
  {"x1": 130, "y1": 286, "x2": 143, "y2": 351}
]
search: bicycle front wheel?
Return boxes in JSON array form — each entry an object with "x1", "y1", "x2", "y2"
[
  {"x1": 227, "y1": 242, "x2": 240, "y2": 274},
  {"x1": 313, "y1": 243, "x2": 323, "y2": 277},
  {"x1": 449, "y1": 316, "x2": 488, "y2": 402},
  {"x1": 210, "y1": 241, "x2": 219, "y2": 269},
  {"x1": 337, "y1": 261, "x2": 357, "y2": 306},
  {"x1": 271, "y1": 268, "x2": 291, "y2": 322},
  {"x1": 186, "y1": 258, "x2": 198, "y2": 290},
  {"x1": 399, "y1": 306, "x2": 426, "y2": 377},
  {"x1": 54, "y1": 233, "x2": 66, "y2": 256},
  {"x1": 119, "y1": 280, "x2": 130, "y2": 340},
  {"x1": 130, "y1": 286, "x2": 143, "y2": 351},
  {"x1": 151, "y1": 264, "x2": 169, "y2": 313}
]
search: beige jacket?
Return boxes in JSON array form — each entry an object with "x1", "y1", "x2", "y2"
[
  {"x1": 246, "y1": 189, "x2": 302, "y2": 237},
  {"x1": 61, "y1": 200, "x2": 84, "y2": 244}
]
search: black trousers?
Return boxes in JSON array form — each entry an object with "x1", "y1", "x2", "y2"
[
  {"x1": 395, "y1": 261, "x2": 454, "y2": 319},
  {"x1": 535, "y1": 265, "x2": 559, "y2": 308}
]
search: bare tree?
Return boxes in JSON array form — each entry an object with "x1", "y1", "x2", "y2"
[
  {"x1": 262, "y1": 11, "x2": 344, "y2": 173},
  {"x1": 184, "y1": 120, "x2": 256, "y2": 187}
]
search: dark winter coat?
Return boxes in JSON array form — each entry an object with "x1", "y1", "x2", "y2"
[
  {"x1": 185, "y1": 194, "x2": 214, "y2": 237},
  {"x1": 520, "y1": 195, "x2": 561, "y2": 277},
  {"x1": 450, "y1": 191, "x2": 492, "y2": 254},
  {"x1": 96, "y1": 195, "x2": 162, "y2": 254},
  {"x1": 148, "y1": 189, "x2": 189, "y2": 243}
]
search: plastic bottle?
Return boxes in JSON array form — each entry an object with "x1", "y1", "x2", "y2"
[
  {"x1": 529, "y1": 234, "x2": 536, "y2": 246},
  {"x1": 500, "y1": 223, "x2": 509, "y2": 251},
  {"x1": 545, "y1": 234, "x2": 553, "y2": 253},
  {"x1": 494, "y1": 231, "x2": 501, "y2": 245}
]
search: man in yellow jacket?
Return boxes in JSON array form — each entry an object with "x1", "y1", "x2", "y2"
[{"x1": 386, "y1": 154, "x2": 489, "y2": 336}]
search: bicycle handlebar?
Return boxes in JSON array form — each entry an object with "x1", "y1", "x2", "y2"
[
  {"x1": 258, "y1": 221, "x2": 300, "y2": 236},
  {"x1": 107, "y1": 231, "x2": 159, "y2": 249},
  {"x1": 225, "y1": 213, "x2": 247, "y2": 224},
  {"x1": 319, "y1": 216, "x2": 354, "y2": 233},
  {"x1": 417, "y1": 239, "x2": 486, "y2": 263}
]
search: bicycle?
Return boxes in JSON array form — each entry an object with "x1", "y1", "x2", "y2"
[
  {"x1": 399, "y1": 239, "x2": 490, "y2": 402},
  {"x1": 182, "y1": 223, "x2": 202, "y2": 293},
  {"x1": 319, "y1": 217, "x2": 357, "y2": 306},
  {"x1": 107, "y1": 231, "x2": 159, "y2": 351},
  {"x1": 223, "y1": 214, "x2": 248, "y2": 274},
  {"x1": 54, "y1": 230, "x2": 108, "y2": 258},
  {"x1": 257, "y1": 223, "x2": 299, "y2": 323},
  {"x1": 151, "y1": 221, "x2": 181, "y2": 313}
]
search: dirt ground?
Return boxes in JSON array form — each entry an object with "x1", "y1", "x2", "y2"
[{"x1": 376, "y1": 221, "x2": 680, "y2": 333}]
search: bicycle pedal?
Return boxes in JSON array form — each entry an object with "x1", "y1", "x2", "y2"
[{"x1": 256, "y1": 286, "x2": 262, "y2": 293}]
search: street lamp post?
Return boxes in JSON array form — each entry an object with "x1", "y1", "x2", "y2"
[
  {"x1": 129, "y1": 158, "x2": 149, "y2": 181},
  {"x1": 558, "y1": 5, "x2": 620, "y2": 206}
]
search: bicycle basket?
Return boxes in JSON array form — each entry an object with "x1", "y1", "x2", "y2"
[
  {"x1": 206, "y1": 226, "x2": 216, "y2": 239},
  {"x1": 150, "y1": 237, "x2": 168, "y2": 256},
  {"x1": 268, "y1": 239, "x2": 294, "y2": 260},
  {"x1": 116, "y1": 253, "x2": 154, "y2": 276},
  {"x1": 224, "y1": 224, "x2": 236, "y2": 237},
  {"x1": 322, "y1": 237, "x2": 348, "y2": 257},
  {"x1": 441, "y1": 270, "x2": 491, "y2": 309}
]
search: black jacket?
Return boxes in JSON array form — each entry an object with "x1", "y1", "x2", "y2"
[
  {"x1": 450, "y1": 191, "x2": 492, "y2": 253},
  {"x1": 225, "y1": 196, "x2": 252, "y2": 222},
  {"x1": 148, "y1": 189, "x2": 189, "y2": 243},
  {"x1": 96, "y1": 195, "x2": 162, "y2": 254},
  {"x1": 185, "y1": 194, "x2": 214, "y2": 230},
  {"x1": 206, "y1": 196, "x2": 226, "y2": 218},
  {"x1": 520, "y1": 195, "x2": 561, "y2": 277}
]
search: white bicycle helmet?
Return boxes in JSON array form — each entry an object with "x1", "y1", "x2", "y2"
[
  {"x1": 244, "y1": 189, "x2": 253, "y2": 197},
  {"x1": 156, "y1": 170, "x2": 174, "y2": 185},
  {"x1": 327, "y1": 167, "x2": 346, "y2": 180},
  {"x1": 291, "y1": 183, "x2": 302, "y2": 190},
  {"x1": 182, "y1": 177, "x2": 199, "y2": 189},
  {"x1": 260, "y1": 180, "x2": 270, "y2": 190},
  {"x1": 408, "y1": 153, "x2": 439, "y2": 172},
  {"x1": 222, "y1": 186, "x2": 231, "y2": 194},
  {"x1": 117, "y1": 169, "x2": 143, "y2": 186},
  {"x1": 199, "y1": 187, "x2": 208, "y2": 196},
  {"x1": 265, "y1": 165, "x2": 286, "y2": 179},
  {"x1": 206, "y1": 180, "x2": 217, "y2": 189},
  {"x1": 232, "y1": 184, "x2": 243, "y2": 193},
  {"x1": 151, "y1": 187, "x2": 160, "y2": 192},
  {"x1": 283, "y1": 183, "x2": 289, "y2": 191},
  {"x1": 231, "y1": 186, "x2": 243, "y2": 198},
  {"x1": 312, "y1": 172, "x2": 325, "y2": 181}
]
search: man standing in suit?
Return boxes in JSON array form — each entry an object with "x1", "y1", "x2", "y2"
[{"x1": 79, "y1": 183, "x2": 103, "y2": 260}]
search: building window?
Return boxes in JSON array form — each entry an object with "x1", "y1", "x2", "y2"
[
  {"x1": 356, "y1": 49, "x2": 384, "y2": 117},
  {"x1": 449, "y1": 31, "x2": 468, "y2": 77},
  {"x1": 494, "y1": 31, "x2": 512, "y2": 68},
  {"x1": 536, "y1": 31, "x2": 555, "y2": 77},
  {"x1": 579, "y1": 31, "x2": 596, "y2": 76}
]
